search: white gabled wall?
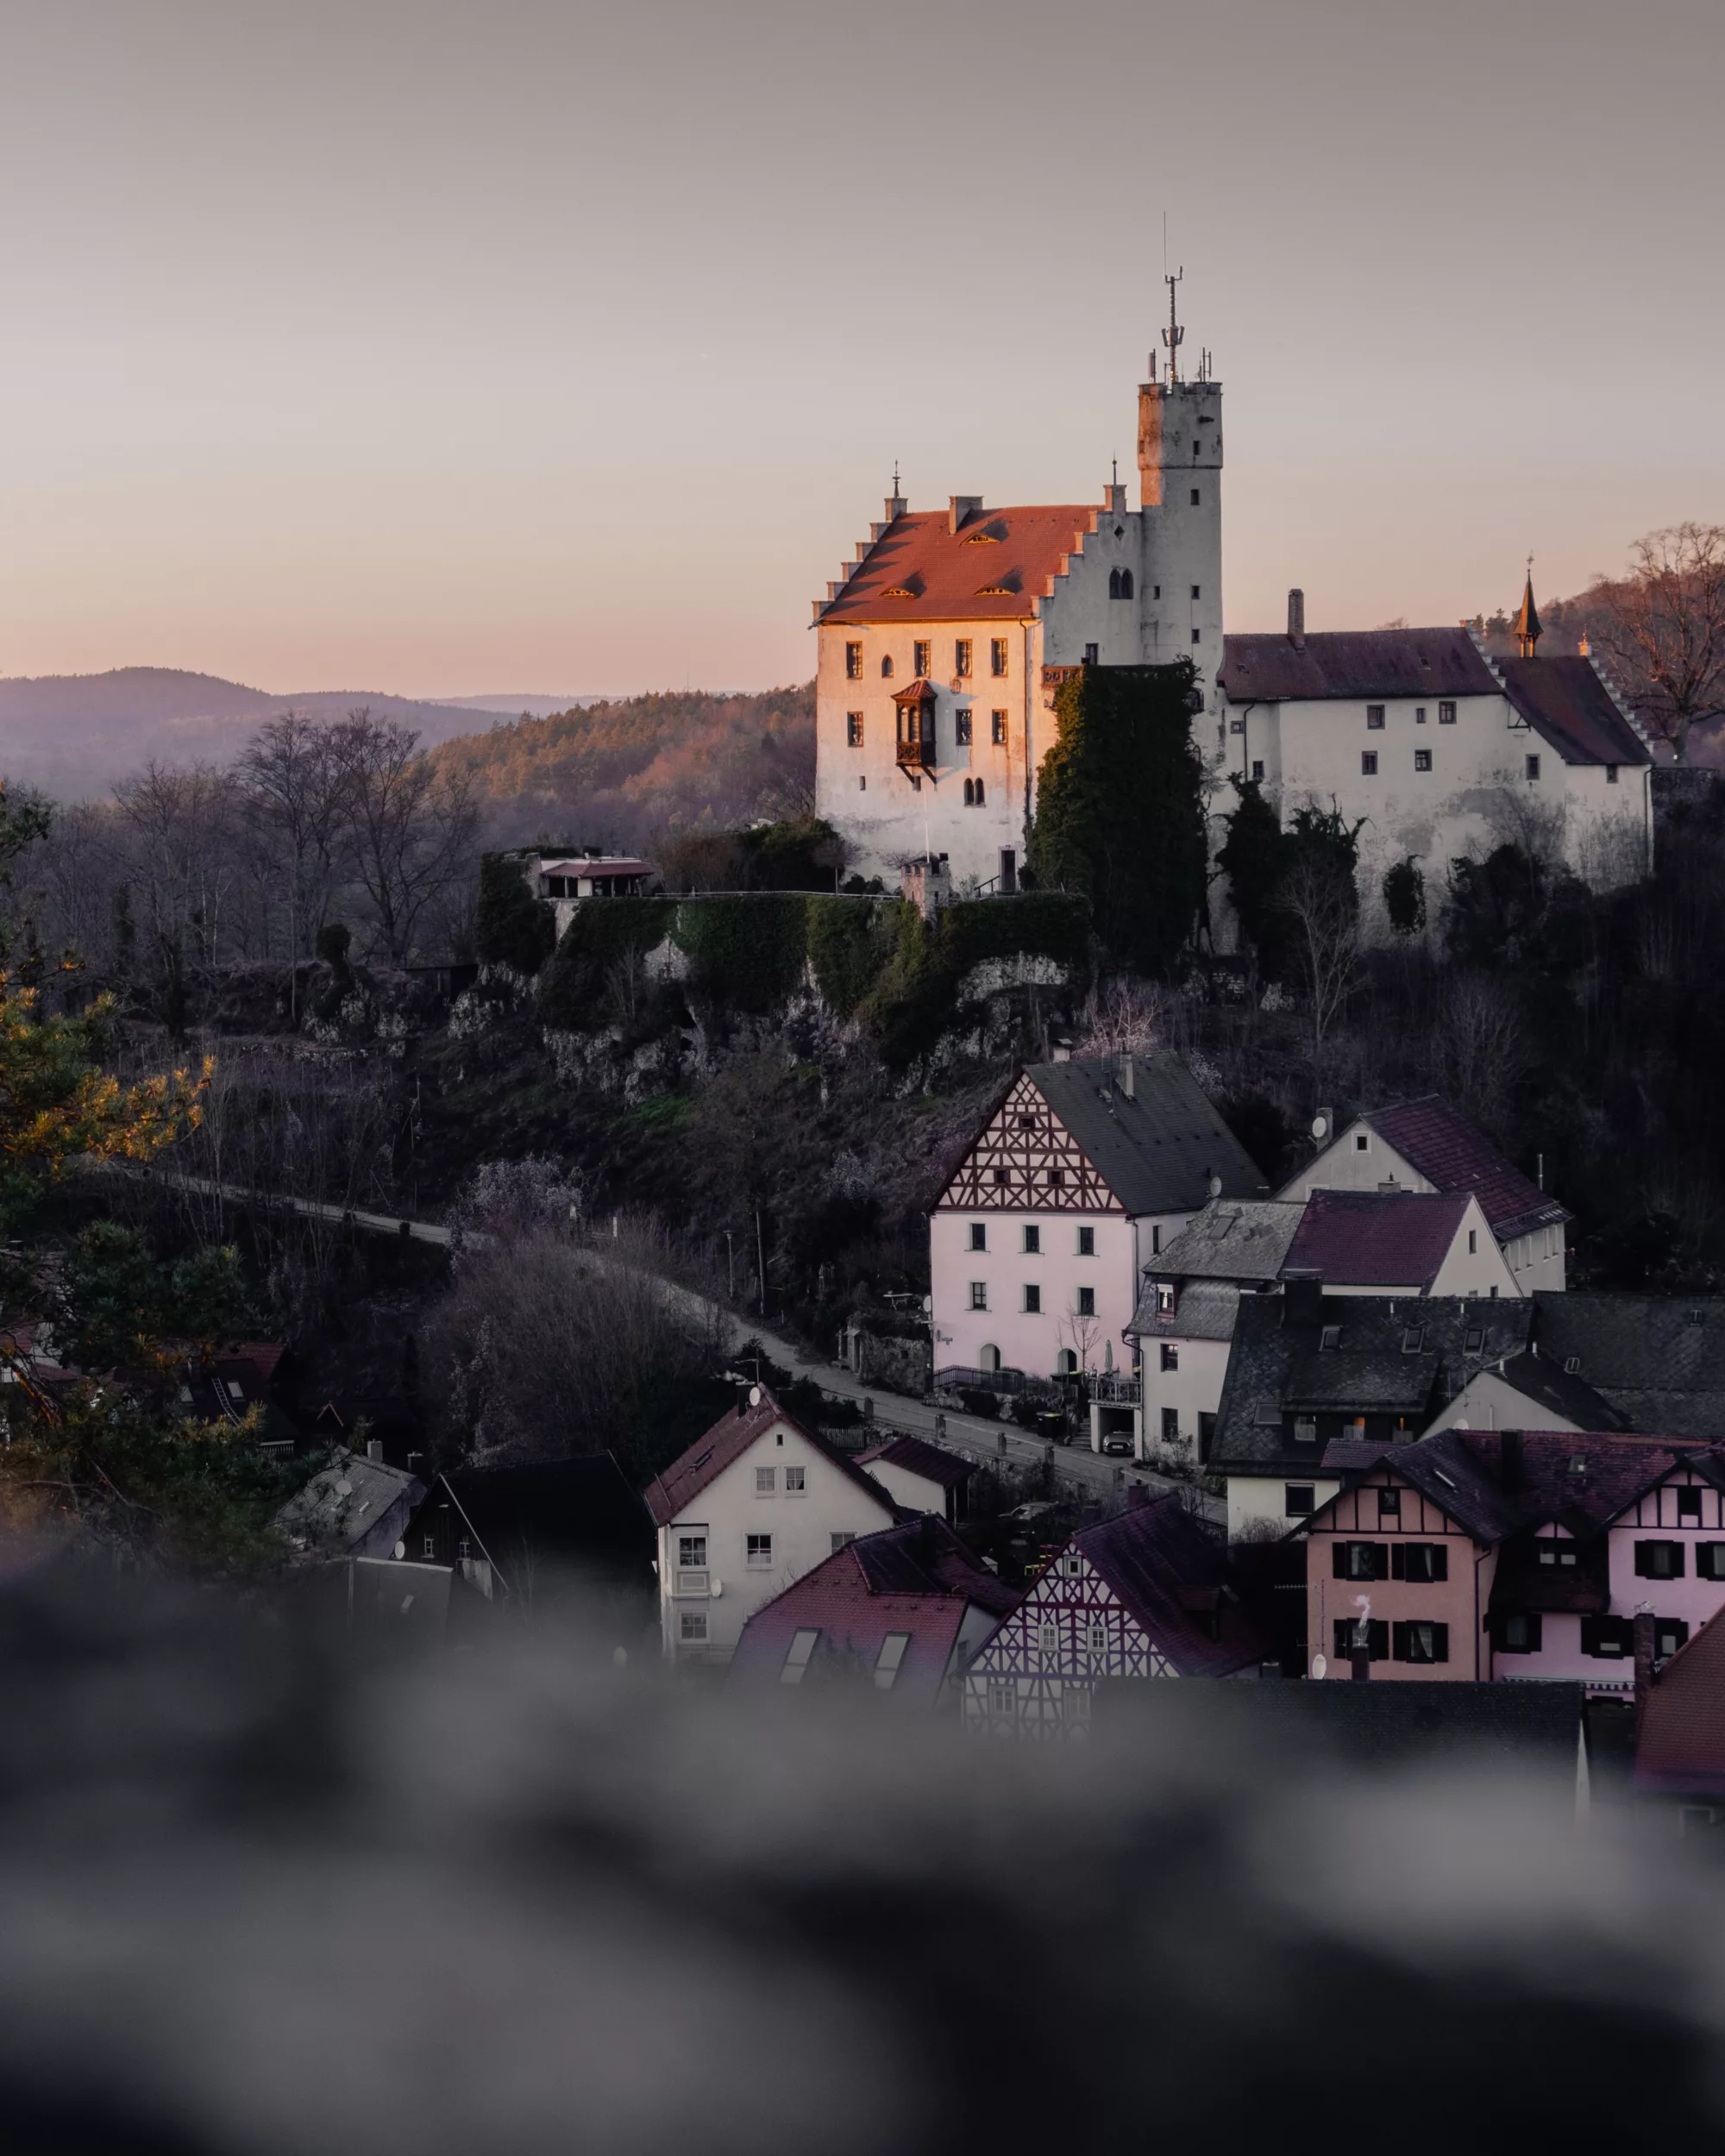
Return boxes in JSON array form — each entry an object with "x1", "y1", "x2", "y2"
[{"x1": 1227, "y1": 1473, "x2": 1341, "y2": 1543}]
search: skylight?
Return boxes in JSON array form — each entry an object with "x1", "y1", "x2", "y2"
[{"x1": 1320, "y1": 1325, "x2": 1342, "y2": 1351}]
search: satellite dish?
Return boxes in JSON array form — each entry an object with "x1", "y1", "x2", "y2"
[
  {"x1": 1310, "y1": 1113, "x2": 1329, "y2": 1141},
  {"x1": 392, "y1": 1540, "x2": 405, "y2": 1560},
  {"x1": 748, "y1": 1384, "x2": 762, "y2": 1407},
  {"x1": 1311, "y1": 1652, "x2": 1328, "y2": 1680},
  {"x1": 711, "y1": 1578, "x2": 724, "y2": 1597}
]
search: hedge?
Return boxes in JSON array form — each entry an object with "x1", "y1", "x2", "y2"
[{"x1": 537, "y1": 899, "x2": 674, "y2": 1031}]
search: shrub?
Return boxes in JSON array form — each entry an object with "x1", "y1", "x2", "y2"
[
  {"x1": 671, "y1": 894, "x2": 809, "y2": 1012},
  {"x1": 806, "y1": 897, "x2": 894, "y2": 1016},
  {"x1": 538, "y1": 899, "x2": 674, "y2": 1031}
]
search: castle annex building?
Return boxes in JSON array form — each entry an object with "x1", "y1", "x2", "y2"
[{"x1": 812, "y1": 329, "x2": 1222, "y2": 893}]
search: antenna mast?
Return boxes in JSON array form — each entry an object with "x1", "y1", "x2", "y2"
[{"x1": 1161, "y1": 267, "x2": 1185, "y2": 385}]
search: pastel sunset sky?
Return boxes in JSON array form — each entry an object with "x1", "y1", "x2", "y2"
[{"x1": 3, "y1": 0, "x2": 1720, "y2": 696}]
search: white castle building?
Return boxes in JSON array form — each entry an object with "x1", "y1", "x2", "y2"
[{"x1": 812, "y1": 304, "x2": 1222, "y2": 893}]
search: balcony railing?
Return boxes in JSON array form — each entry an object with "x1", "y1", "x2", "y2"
[
  {"x1": 895, "y1": 731, "x2": 935, "y2": 773},
  {"x1": 1088, "y1": 1373, "x2": 1141, "y2": 1406}
]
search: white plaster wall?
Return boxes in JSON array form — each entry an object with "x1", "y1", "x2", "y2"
[
  {"x1": 1137, "y1": 1334, "x2": 1230, "y2": 1453},
  {"x1": 1227, "y1": 1473, "x2": 1340, "y2": 1542},
  {"x1": 1421, "y1": 1367, "x2": 1584, "y2": 1438},
  {"x1": 859, "y1": 1458, "x2": 950, "y2": 1520},
  {"x1": 1427, "y1": 1201, "x2": 1523, "y2": 1298},
  {"x1": 658, "y1": 1419, "x2": 896, "y2": 1663},
  {"x1": 931, "y1": 1209, "x2": 1133, "y2": 1380}
]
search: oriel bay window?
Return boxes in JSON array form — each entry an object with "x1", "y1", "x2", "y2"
[{"x1": 893, "y1": 681, "x2": 936, "y2": 773}]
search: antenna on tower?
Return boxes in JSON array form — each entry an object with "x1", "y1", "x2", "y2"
[{"x1": 1161, "y1": 266, "x2": 1185, "y2": 385}]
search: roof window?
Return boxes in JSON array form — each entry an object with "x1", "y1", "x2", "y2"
[
  {"x1": 874, "y1": 1633, "x2": 912, "y2": 1690},
  {"x1": 1433, "y1": 1469, "x2": 1457, "y2": 1489},
  {"x1": 1401, "y1": 1326, "x2": 1425, "y2": 1354},
  {"x1": 1464, "y1": 1327, "x2": 1484, "y2": 1353},
  {"x1": 781, "y1": 1629, "x2": 821, "y2": 1685},
  {"x1": 1568, "y1": 1455, "x2": 1589, "y2": 1476},
  {"x1": 1320, "y1": 1325, "x2": 1342, "y2": 1351},
  {"x1": 883, "y1": 586, "x2": 918, "y2": 600},
  {"x1": 1564, "y1": 1355, "x2": 1581, "y2": 1374}
]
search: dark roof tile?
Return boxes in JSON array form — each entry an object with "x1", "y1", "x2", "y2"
[
  {"x1": 1283, "y1": 1188, "x2": 1471, "y2": 1288},
  {"x1": 1024, "y1": 1056, "x2": 1269, "y2": 1218},
  {"x1": 1362, "y1": 1096, "x2": 1570, "y2": 1238}
]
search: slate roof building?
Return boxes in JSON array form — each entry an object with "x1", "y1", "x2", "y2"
[
  {"x1": 730, "y1": 1514, "x2": 1018, "y2": 1706},
  {"x1": 1207, "y1": 1289, "x2": 1537, "y2": 1539},
  {"x1": 1529, "y1": 1294, "x2": 1725, "y2": 1438},
  {"x1": 1296, "y1": 1426, "x2": 1724, "y2": 1685},
  {"x1": 812, "y1": 322, "x2": 1225, "y2": 893},
  {"x1": 1279, "y1": 1095, "x2": 1571, "y2": 1290},
  {"x1": 963, "y1": 1491, "x2": 1267, "y2": 1737},
  {"x1": 1219, "y1": 588, "x2": 1653, "y2": 945},
  {"x1": 274, "y1": 1448, "x2": 427, "y2": 1562},
  {"x1": 932, "y1": 1053, "x2": 1268, "y2": 1406},
  {"x1": 644, "y1": 1388, "x2": 900, "y2": 1664}
]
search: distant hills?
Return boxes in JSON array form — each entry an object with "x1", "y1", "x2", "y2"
[{"x1": 0, "y1": 667, "x2": 536, "y2": 800}]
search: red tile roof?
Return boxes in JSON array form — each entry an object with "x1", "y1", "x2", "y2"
[
  {"x1": 729, "y1": 1515, "x2": 1017, "y2": 1704},
  {"x1": 1364, "y1": 1096, "x2": 1570, "y2": 1238},
  {"x1": 855, "y1": 1434, "x2": 975, "y2": 1489},
  {"x1": 1070, "y1": 1495, "x2": 1268, "y2": 1677},
  {"x1": 1636, "y1": 1606, "x2": 1725, "y2": 1796},
  {"x1": 819, "y1": 505, "x2": 1100, "y2": 626},
  {"x1": 643, "y1": 1388, "x2": 898, "y2": 1527},
  {"x1": 1283, "y1": 1188, "x2": 1472, "y2": 1288}
]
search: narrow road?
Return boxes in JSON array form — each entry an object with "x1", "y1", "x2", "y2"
[{"x1": 135, "y1": 1169, "x2": 1181, "y2": 1504}]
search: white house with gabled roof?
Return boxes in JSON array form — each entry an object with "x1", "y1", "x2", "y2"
[{"x1": 644, "y1": 1387, "x2": 899, "y2": 1664}]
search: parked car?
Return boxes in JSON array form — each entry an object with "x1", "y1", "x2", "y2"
[{"x1": 1101, "y1": 1434, "x2": 1134, "y2": 1458}]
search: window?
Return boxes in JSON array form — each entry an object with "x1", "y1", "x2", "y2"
[
  {"x1": 1023, "y1": 1285, "x2": 1042, "y2": 1313},
  {"x1": 831, "y1": 1532, "x2": 856, "y2": 1553},
  {"x1": 1161, "y1": 1407, "x2": 1180, "y2": 1441},
  {"x1": 874, "y1": 1633, "x2": 912, "y2": 1690},
  {"x1": 1333, "y1": 1617, "x2": 1388, "y2": 1661},
  {"x1": 1582, "y1": 1615, "x2": 1631, "y2": 1658},
  {"x1": 1155, "y1": 1282, "x2": 1175, "y2": 1316},
  {"x1": 969, "y1": 1222, "x2": 987, "y2": 1251},
  {"x1": 1320, "y1": 1325, "x2": 1342, "y2": 1351},
  {"x1": 1658, "y1": 1620, "x2": 1690, "y2": 1660},
  {"x1": 1083, "y1": 642, "x2": 1099, "y2": 664},
  {"x1": 1526, "y1": 754, "x2": 1541, "y2": 781},
  {"x1": 1414, "y1": 749, "x2": 1432, "y2": 772},
  {"x1": 1063, "y1": 1552, "x2": 1082, "y2": 1577},
  {"x1": 952, "y1": 708, "x2": 974, "y2": 749},
  {"x1": 992, "y1": 708, "x2": 1007, "y2": 743},
  {"x1": 1678, "y1": 1487, "x2": 1703, "y2": 1522},
  {"x1": 913, "y1": 639, "x2": 932, "y2": 677},
  {"x1": 785, "y1": 1467, "x2": 806, "y2": 1495},
  {"x1": 1392, "y1": 1620, "x2": 1449, "y2": 1664},
  {"x1": 1391, "y1": 1542, "x2": 1448, "y2": 1583},
  {"x1": 1076, "y1": 1287, "x2": 1095, "y2": 1317},
  {"x1": 988, "y1": 1680, "x2": 1015, "y2": 1716},
  {"x1": 963, "y1": 778, "x2": 975, "y2": 805},
  {"x1": 1189, "y1": 488, "x2": 1201, "y2": 506},
  {"x1": 1038, "y1": 1622, "x2": 1057, "y2": 1653},
  {"x1": 1496, "y1": 1611, "x2": 1542, "y2": 1653},
  {"x1": 1251, "y1": 760, "x2": 1265, "y2": 782},
  {"x1": 1697, "y1": 1545, "x2": 1725, "y2": 1581},
  {"x1": 1402, "y1": 1326, "x2": 1426, "y2": 1354},
  {"x1": 1198, "y1": 1411, "x2": 1216, "y2": 1451},
  {"x1": 1088, "y1": 1623, "x2": 1107, "y2": 1655},
  {"x1": 1294, "y1": 1416, "x2": 1318, "y2": 1445},
  {"x1": 1047, "y1": 1169, "x2": 1064, "y2": 1188},
  {"x1": 1191, "y1": 585, "x2": 1201, "y2": 600},
  {"x1": 1415, "y1": 705, "x2": 1427, "y2": 724},
  {"x1": 1607, "y1": 763, "x2": 1619, "y2": 784},
  {"x1": 1361, "y1": 751, "x2": 1378, "y2": 775},
  {"x1": 680, "y1": 1611, "x2": 709, "y2": 1643},
  {"x1": 746, "y1": 1533, "x2": 774, "y2": 1568},
  {"x1": 756, "y1": 1467, "x2": 775, "y2": 1495},
  {"x1": 1151, "y1": 1226, "x2": 1161, "y2": 1255},
  {"x1": 1464, "y1": 1326, "x2": 1484, "y2": 1353},
  {"x1": 1439, "y1": 700, "x2": 1457, "y2": 724},
  {"x1": 781, "y1": 1629, "x2": 821, "y2": 1683},
  {"x1": 1160, "y1": 1343, "x2": 1179, "y2": 1372},
  {"x1": 1535, "y1": 1542, "x2": 1578, "y2": 1568},
  {"x1": 990, "y1": 638, "x2": 1009, "y2": 676},
  {"x1": 1467, "y1": 1229, "x2": 1477, "y2": 1255},
  {"x1": 1077, "y1": 1225, "x2": 1095, "y2": 1256},
  {"x1": 955, "y1": 639, "x2": 973, "y2": 677},
  {"x1": 1108, "y1": 567, "x2": 1132, "y2": 600},
  {"x1": 1377, "y1": 1488, "x2": 1401, "y2": 1518},
  {"x1": 880, "y1": 655, "x2": 894, "y2": 678},
  {"x1": 422, "y1": 1533, "x2": 436, "y2": 1558},
  {"x1": 1333, "y1": 1541, "x2": 1389, "y2": 1581},
  {"x1": 969, "y1": 1282, "x2": 988, "y2": 1311},
  {"x1": 1635, "y1": 1540, "x2": 1685, "y2": 1579},
  {"x1": 1366, "y1": 705, "x2": 1385, "y2": 730},
  {"x1": 994, "y1": 1167, "x2": 1010, "y2": 1187},
  {"x1": 1191, "y1": 629, "x2": 1201, "y2": 645},
  {"x1": 844, "y1": 642, "x2": 862, "y2": 680},
  {"x1": 1285, "y1": 1483, "x2": 1315, "y2": 1517},
  {"x1": 1153, "y1": 584, "x2": 1162, "y2": 599},
  {"x1": 1354, "y1": 1132, "x2": 1370, "y2": 1151},
  {"x1": 1023, "y1": 1225, "x2": 1040, "y2": 1255},
  {"x1": 846, "y1": 711, "x2": 863, "y2": 747},
  {"x1": 973, "y1": 778, "x2": 986, "y2": 805},
  {"x1": 678, "y1": 1533, "x2": 707, "y2": 1569}
]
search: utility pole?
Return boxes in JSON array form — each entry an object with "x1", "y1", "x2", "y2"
[
  {"x1": 724, "y1": 1229, "x2": 737, "y2": 1303},
  {"x1": 755, "y1": 1207, "x2": 767, "y2": 1313}
]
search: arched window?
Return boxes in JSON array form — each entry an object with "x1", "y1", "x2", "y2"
[
  {"x1": 980, "y1": 1344, "x2": 1001, "y2": 1373},
  {"x1": 1107, "y1": 568, "x2": 1121, "y2": 599},
  {"x1": 1056, "y1": 1349, "x2": 1079, "y2": 1376},
  {"x1": 1119, "y1": 567, "x2": 1133, "y2": 599},
  {"x1": 963, "y1": 779, "x2": 975, "y2": 806},
  {"x1": 1109, "y1": 567, "x2": 1133, "y2": 599},
  {"x1": 881, "y1": 655, "x2": 894, "y2": 678},
  {"x1": 974, "y1": 778, "x2": 985, "y2": 806}
]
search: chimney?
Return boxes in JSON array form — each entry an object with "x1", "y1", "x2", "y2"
[
  {"x1": 1288, "y1": 588, "x2": 1307, "y2": 653},
  {"x1": 1283, "y1": 1271, "x2": 1324, "y2": 1326},
  {"x1": 949, "y1": 494, "x2": 982, "y2": 536},
  {"x1": 1634, "y1": 1608, "x2": 1657, "y2": 1740},
  {"x1": 1499, "y1": 1429, "x2": 1525, "y2": 1494},
  {"x1": 366, "y1": 1438, "x2": 384, "y2": 1463},
  {"x1": 1116, "y1": 1053, "x2": 1135, "y2": 1099},
  {"x1": 1351, "y1": 1645, "x2": 1371, "y2": 1682}
]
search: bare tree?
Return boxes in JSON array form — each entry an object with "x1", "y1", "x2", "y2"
[
  {"x1": 1587, "y1": 523, "x2": 1725, "y2": 764},
  {"x1": 326, "y1": 711, "x2": 479, "y2": 962},
  {"x1": 237, "y1": 714, "x2": 349, "y2": 957},
  {"x1": 1279, "y1": 851, "x2": 1362, "y2": 1081},
  {"x1": 1432, "y1": 973, "x2": 1524, "y2": 1133},
  {"x1": 1073, "y1": 976, "x2": 1166, "y2": 1059}
]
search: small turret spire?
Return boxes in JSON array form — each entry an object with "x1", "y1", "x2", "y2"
[{"x1": 1515, "y1": 556, "x2": 1542, "y2": 658}]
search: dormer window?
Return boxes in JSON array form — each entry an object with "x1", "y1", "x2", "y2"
[{"x1": 1155, "y1": 1282, "x2": 1176, "y2": 1315}]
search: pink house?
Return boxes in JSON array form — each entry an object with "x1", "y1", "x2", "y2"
[{"x1": 1299, "y1": 1428, "x2": 1722, "y2": 1685}]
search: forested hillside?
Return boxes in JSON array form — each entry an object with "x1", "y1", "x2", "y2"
[{"x1": 427, "y1": 685, "x2": 815, "y2": 852}]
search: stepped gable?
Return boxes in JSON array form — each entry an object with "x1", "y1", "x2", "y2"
[
  {"x1": 819, "y1": 504, "x2": 1097, "y2": 625},
  {"x1": 1364, "y1": 1096, "x2": 1568, "y2": 1241},
  {"x1": 1283, "y1": 1188, "x2": 1471, "y2": 1288},
  {"x1": 1220, "y1": 625, "x2": 1497, "y2": 703}
]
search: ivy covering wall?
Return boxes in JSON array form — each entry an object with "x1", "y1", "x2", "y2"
[{"x1": 475, "y1": 854, "x2": 556, "y2": 975}]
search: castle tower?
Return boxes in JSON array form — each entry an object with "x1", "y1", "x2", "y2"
[
  {"x1": 1514, "y1": 566, "x2": 1542, "y2": 658},
  {"x1": 1135, "y1": 275, "x2": 1223, "y2": 715}
]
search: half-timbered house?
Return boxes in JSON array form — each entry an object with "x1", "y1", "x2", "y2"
[
  {"x1": 963, "y1": 1491, "x2": 1266, "y2": 1736},
  {"x1": 1299, "y1": 1427, "x2": 1725, "y2": 1686},
  {"x1": 932, "y1": 1053, "x2": 1267, "y2": 1399}
]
